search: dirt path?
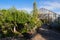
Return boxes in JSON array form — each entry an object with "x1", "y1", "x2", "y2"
[
  {"x1": 31, "y1": 27, "x2": 60, "y2": 40},
  {"x1": 31, "y1": 34, "x2": 46, "y2": 40}
]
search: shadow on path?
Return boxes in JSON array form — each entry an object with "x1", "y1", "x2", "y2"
[{"x1": 36, "y1": 25, "x2": 60, "y2": 40}]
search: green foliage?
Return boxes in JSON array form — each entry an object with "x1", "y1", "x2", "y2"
[
  {"x1": 0, "y1": 6, "x2": 42, "y2": 37},
  {"x1": 0, "y1": 0, "x2": 43, "y2": 37}
]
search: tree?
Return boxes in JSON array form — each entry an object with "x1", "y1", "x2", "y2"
[
  {"x1": 33, "y1": 0, "x2": 38, "y2": 18},
  {"x1": 0, "y1": 1, "x2": 43, "y2": 37},
  {"x1": 30, "y1": 0, "x2": 42, "y2": 33}
]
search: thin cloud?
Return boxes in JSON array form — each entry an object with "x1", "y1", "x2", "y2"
[
  {"x1": 17, "y1": 8, "x2": 32, "y2": 13},
  {"x1": 40, "y1": 1, "x2": 60, "y2": 14},
  {"x1": 44, "y1": 2, "x2": 60, "y2": 8}
]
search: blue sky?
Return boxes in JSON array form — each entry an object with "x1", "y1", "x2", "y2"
[{"x1": 0, "y1": 0, "x2": 60, "y2": 14}]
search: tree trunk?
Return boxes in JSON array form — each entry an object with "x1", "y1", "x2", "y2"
[{"x1": 14, "y1": 26, "x2": 16, "y2": 32}]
